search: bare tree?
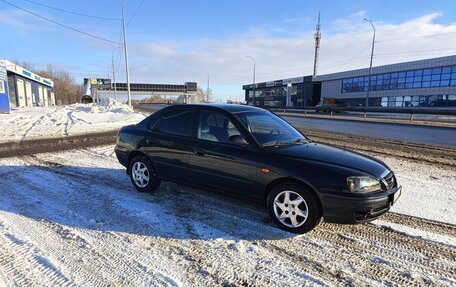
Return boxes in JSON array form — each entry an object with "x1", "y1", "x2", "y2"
[
  {"x1": 196, "y1": 86, "x2": 213, "y2": 103},
  {"x1": 132, "y1": 95, "x2": 167, "y2": 104},
  {"x1": 36, "y1": 64, "x2": 81, "y2": 105}
]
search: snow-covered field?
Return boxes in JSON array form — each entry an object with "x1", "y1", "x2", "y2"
[
  {"x1": 0, "y1": 145, "x2": 455, "y2": 286},
  {"x1": 0, "y1": 100, "x2": 146, "y2": 143}
]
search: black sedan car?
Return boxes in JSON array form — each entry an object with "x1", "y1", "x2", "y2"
[{"x1": 115, "y1": 104, "x2": 401, "y2": 233}]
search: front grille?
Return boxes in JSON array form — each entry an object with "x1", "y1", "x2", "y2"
[{"x1": 383, "y1": 172, "x2": 395, "y2": 190}]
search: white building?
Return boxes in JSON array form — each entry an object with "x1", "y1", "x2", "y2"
[{"x1": 0, "y1": 60, "x2": 55, "y2": 110}]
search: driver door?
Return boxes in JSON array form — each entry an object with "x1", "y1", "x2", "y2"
[{"x1": 188, "y1": 109, "x2": 258, "y2": 198}]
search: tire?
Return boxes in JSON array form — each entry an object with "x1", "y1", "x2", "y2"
[
  {"x1": 129, "y1": 155, "x2": 161, "y2": 192},
  {"x1": 267, "y1": 182, "x2": 322, "y2": 233}
]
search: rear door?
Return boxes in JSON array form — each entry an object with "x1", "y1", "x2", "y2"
[
  {"x1": 142, "y1": 108, "x2": 196, "y2": 182},
  {"x1": 188, "y1": 108, "x2": 258, "y2": 198}
]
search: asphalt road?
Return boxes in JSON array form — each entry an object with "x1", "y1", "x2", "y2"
[{"x1": 282, "y1": 116, "x2": 456, "y2": 148}]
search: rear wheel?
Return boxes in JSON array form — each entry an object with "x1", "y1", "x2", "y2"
[
  {"x1": 129, "y1": 155, "x2": 161, "y2": 192},
  {"x1": 267, "y1": 182, "x2": 322, "y2": 233}
]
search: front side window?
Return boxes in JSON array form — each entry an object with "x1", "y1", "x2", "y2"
[
  {"x1": 197, "y1": 110, "x2": 241, "y2": 143},
  {"x1": 235, "y1": 111, "x2": 307, "y2": 146},
  {"x1": 154, "y1": 109, "x2": 194, "y2": 136}
]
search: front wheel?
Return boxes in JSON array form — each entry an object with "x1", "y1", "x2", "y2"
[
  {"x1": 267, "y1": 182, "x2": 322, "y2": 233},
  {"x1": 129, "y1": 155, "x2": 161, "y2": 192}
]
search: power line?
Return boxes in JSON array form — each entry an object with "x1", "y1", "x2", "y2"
[
  {"x1": 233, "y1": 45, "x2": 454, "y2": 81},
  {"x1": 0, "y1": 0, "x2": 121, "y2": 45},
  {"x1": 127, "y1": 0, "x2": 145, "y2": 26},
  {"x1": 375, "y1": 47, "x2": 456, "y2": 56},
  {"x1": 250, "y1": 53, "x2": 372, "y2": 79},
  {"x1": 115, "y1": 46, "x2": 124, "y2": 74},
  {"x1": 326, "y1": 43, "x2": 372, "y2": 71},
  {"x1": 21, "y1": 0, "x2": 120, "y2": 21},
  {"x1": 377, "y1": 31, "x2": 456, "y2": 43},
  {"x1": 113, "y1": 22, "x2": 125, "y2": 74}
]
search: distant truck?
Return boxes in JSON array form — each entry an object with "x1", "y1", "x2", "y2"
[{"x1": 315, "y1": 98, "x2": 344, "y2": 112}]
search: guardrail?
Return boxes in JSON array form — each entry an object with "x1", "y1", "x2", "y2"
[{"x1": 262, "y1": 106, "x2": 456, "y2": 122}]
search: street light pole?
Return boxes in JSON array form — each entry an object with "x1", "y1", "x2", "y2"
[
  {"x1": 247, "y1": 56, "x2": 256, "y2": 106},
  {"x1": 122, "y1": 0, "x2": 131, "y2": 106},
  {"x1": 205, "y1": 70, "x2": 210, "y2": 102},
  {"x1": 112, "y1": 49, "x2": 117, "y2": 101},
  {"x1": 364, "y1": 18, "x2": 376, "y2": 108}
]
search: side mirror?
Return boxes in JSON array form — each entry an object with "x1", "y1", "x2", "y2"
[{"x1": 229, "y1": 135, "x2": 249, "y2": 148}]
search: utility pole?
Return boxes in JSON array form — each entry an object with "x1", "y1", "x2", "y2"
[
  {"x1": 122, "y1": 0, "x2": 131, "y2": 106},
  {"x1": 313, "y1": 11, "x2": 321, "y2": 76},
  {"x1": 247, "y1": 56, "x2": 256, "y2": 106},
  {"x1": 205, "y1": 70, "x2": 210, "y2": 102},
  {"x1": 364, "y1": 18, "x2": 376, "y2": 108},
  {"x1": 112, "y1": 50, "x2": 117, "y2": 101}
]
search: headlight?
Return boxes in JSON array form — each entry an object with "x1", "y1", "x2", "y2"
[{"x1": 347, "y1": 176, "x2": 381, "y2": 193}]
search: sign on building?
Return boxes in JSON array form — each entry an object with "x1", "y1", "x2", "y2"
[{"x1": 85, "y1": 78, "x2": 112, "y2": 88}]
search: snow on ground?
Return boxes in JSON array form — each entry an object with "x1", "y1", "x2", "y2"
[
  {"x1": 0, "y1": 99, "x2": 146, "y2": 143},
  {"x1": 372, "y1": 220, "x2": 456, "y2": 246},
  {"x1": 368, "y1": 153, "x2": 456, "y2": 225},
  {"x1": 0, "y1": 145, "x2": 455, "y2": 286}
]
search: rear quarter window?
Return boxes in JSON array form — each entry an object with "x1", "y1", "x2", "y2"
[{"x1": 153, "y1": 109, "x2": 194, "y2": 137}]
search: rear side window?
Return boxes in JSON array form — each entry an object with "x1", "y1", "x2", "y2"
[{"x1": 153, "y1": 109, "x2": 194, "y2": 136}]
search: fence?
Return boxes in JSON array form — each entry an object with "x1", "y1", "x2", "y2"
[{"x1": 263, "y1": 106, "x2": 456, "y2": 122}]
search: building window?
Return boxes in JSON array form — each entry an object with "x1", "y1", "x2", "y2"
[
  {"x1": 341, "y1": 65, "x2": 456, "y2": 93},
  {"x1": 339, "y1": 94, "x2": 455, "y2": 107}
]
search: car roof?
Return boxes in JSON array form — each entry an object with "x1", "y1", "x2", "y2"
[{"x1": 166, "y1": 104, "x2": 265, "y2": 113}]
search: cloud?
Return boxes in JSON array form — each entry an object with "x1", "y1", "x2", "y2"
[
  {"x1": 118, "y1": 12, "x2": 456, "y2": 100},
  {"x1": 331, "y1": 10, "x2": 367, "y2": 31},
  {"x1": 0, "y1": 9, "x2": 43, "y2": 31}
]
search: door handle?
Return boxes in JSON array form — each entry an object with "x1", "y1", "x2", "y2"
[{"x1": 194, "y1": 150, "x2": 205, "y2": 156}]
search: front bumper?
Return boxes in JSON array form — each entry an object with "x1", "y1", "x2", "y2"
[{"x1": 321, "y1": 186, "x2": 402, "y2": 224}]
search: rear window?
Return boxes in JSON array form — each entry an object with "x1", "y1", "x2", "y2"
[{"x1": 153, "y1": 109, "x2": 194, "y2": 137}]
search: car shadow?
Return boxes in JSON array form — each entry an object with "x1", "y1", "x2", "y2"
[{"x1": 0, "y1": 163, "x2": 295, "y2": 241}]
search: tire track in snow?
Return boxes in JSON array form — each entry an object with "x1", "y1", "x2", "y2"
[
  {"x1": 1, "y1": 158, "x2": 188, "y2": 286},
  {"x1": 25, "y1": 153, "x2": 456, "y2": 285},
  {"x1": 12, "y1": 158, "x2": 185, "y2": 287},
  {"x1": 1, "y1": 150, "x2": 455, "y2": 286},
  {"x1": 20, "y1": 109, "x2": 62, "y2": 141},
  {"x1": 0, "y1": 217, "x2": 73, "y2": 287},
  {"x1": 383, "y1": 212, "x2": 456, "y2": 238},
  {"x1": 22, "y1": 155, "x2": 327, "y2": 286}
]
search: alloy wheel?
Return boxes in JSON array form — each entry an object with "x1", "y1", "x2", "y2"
[
  {"x1": 132, "y1": 161, "x2": 150, "y2": 188},
  {"x1": 273, "y1": 190, "x2": 309, "y2": 228}
]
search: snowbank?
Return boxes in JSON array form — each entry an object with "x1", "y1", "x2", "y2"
[{"x1": 0, "y1": 99, "x2": 146, "y2": 143}]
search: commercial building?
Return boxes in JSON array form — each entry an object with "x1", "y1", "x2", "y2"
[
  {"x1": 242, "y1": 76, "x2": 321, "y2": 107},
  {"x1": 0, "y1": 60, "x2": 55, "y2": 112},
  {"x1": 243, "y1": 55, "x2": 456, "y2": 108}
]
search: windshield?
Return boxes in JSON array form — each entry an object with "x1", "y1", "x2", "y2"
[{"x1": 234, "y1": 111, "x2": 308, "y2": 146}]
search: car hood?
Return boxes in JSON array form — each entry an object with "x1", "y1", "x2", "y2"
[{"x1": 268, "y1": 142, "x2": 389, "y2": 178}]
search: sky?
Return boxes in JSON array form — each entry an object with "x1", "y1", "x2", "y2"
[{"x1": 1, "y1": 0, "x2": 456, "y2": 102}]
